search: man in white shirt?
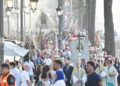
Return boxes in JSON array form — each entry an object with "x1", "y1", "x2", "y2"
[
  {"x1": 63, "y1": 47, "x2": 71, "y2": 58},
  {"x1": 9, "y1": 62, "x2": 21, "y2": 86},
  {"x1": 44, "y1": 55, "x2": 52, "y2": 66},
  {"x1": 21, "y1": 64, "x2": 31, "y2": 86},
  {"x1": 24, "y1": 60, "x2": 35, "y2": 81}
]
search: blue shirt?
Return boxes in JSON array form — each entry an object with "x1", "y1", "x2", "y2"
[{"x1": 86, "y1": 72, "x2": 101, "y2": 86}]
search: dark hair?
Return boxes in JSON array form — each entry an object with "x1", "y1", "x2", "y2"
[
  {"x1": 115, "y1": 58, "x2": 119, "y2": 64},
  {"x1": 42, "y1": 65, "x2": 50, "y2": 73},
  {"x1": 15, "y1": 61, "x2": 18, "y2": 66},
  {"x1": 54, "y1": 60, "x2": 62, "y2": 67},
  {"x1": 66, "y1": 57, "x2": 71, "y2": 61},
  {"x1": 107, "y1": 60, "x2": 112, "y2": 64},
  {"x1": 24, "y1": 52, "x2": 30, "y2": 62},
  {"x1": 97, "y1": 59, "x2": 101, "y2": 63},
  {"x1": 41, "y1": 72, "x2": 47, "y2": 79},
  {"x1": 1, "y1": 64, "x2": 9, "y2": 69},
  {"x1": 87, "y1": 61, "x2": 95, "y2": 68},
  {"x1": 41, "y1": 65, "x2": 50, "y2": 79},
  {"x1": 9, "y1": 62, "x2": 16, "y2": 68},
  {"x1": 36, "y1": 65, "x2": 42, "y2": 74},
  {"x1": 82, "y1": 59, "x2": 85, "y2": 61}
]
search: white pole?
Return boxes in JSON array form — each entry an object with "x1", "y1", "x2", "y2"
[{"x1": 56, "y1": 33, "x2": 59, "y2": 51}]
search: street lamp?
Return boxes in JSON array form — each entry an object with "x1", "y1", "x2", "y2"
[
  {"x1": 56, "y1": 6, "x2": 63, "y2": 16},
  {"x1": 6, "y1": 0, "x2": 13, "y2": 38},
  {"x1": 6, "y1": 0, "x2": 13, "y2": 10},
  {"x1": 56, "y1": 6, "x2": 63, "y2": 50},
  {"x1": 29, "y1": 0, "x2": 38, "y2": 12},
  {"x1": 6, "y1": 8, "x2": 11, "y2": 38}
]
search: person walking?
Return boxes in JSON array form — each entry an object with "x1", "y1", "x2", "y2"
[
  {"x1": 53, "y1": 60, "x2": 65, "y2": 80},
  {"x1": 63, "y1": 57, "x2": 74, "y2": 86},
  {"x1": 21, "y1": 64, "x2": 31, "y2": 86},
  {"x1": 9, "y1": 62, "x2": 21, "y2": 86},
  {"x1": 34, "y1": 64, "x2": 43, "y2": 86},
  {"x1": 114, "y1": 58, "x2": 120, "y2": 86},
  {"x1": 39, "y1": 65, "x2": 51, "y2": 86},
  {"x1": 96, "y1": 60, "x2": 107, "y2": 86},
  {"x1": 106, "y1": 60, "x2": 118, "y2": 86},
  {"x1": 24, "y1": 60, "x2": 35, "y2": 82},
  {"x1": 0, "y1": 63, "x2": 15, "y2": 86},
  {"x1": 81, "y1": 59, "x2": 86, "y2": 70},
  {"x1": 85, "y1": 61, "x2": 102, "y2": 86},
  {"x1": 54, "y1": 71, "x2": 66, "y2": 86},
  {"x1": 72, "y1": 61, "x2": 86, "y2": 86}
]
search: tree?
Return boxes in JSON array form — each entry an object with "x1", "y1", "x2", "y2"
[
  {"x1": 104, "y1": 0, "x2": 115, "y2": 55},
  {"x1": 0, "y1": 0, "x2": 4, "y2": 65},
  {"x1": 86, "y1": 0, "x2": 96, "y2": 45},
  {"x1": 78, "y1": 0, "x2": 85, "y2": 30}
]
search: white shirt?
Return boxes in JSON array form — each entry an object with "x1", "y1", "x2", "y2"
[
  {"x1": 54, "y1": 80, "x2": 66, "y2": 86},
  {"x1": 21, "y1": 71, "x2": 30, "y2": 86},
  {"x1": 63, "y1": 50, "x2": 71, "y2": 58},
  {"x1": 10, "y1": 67, "x2": 21, "y2": 86},
  {"x1": 41, "y1": 80, "x2": 51, "y2": 86},
  {"x1": 44, "y1": 58, "x2": 52, "y2": 66},
  {"x1": 24, "y1": 61, "x2": 35, "y2": 76},
  {"x1": 107, "y1": 66, "x2": 118, "y2": 86}
]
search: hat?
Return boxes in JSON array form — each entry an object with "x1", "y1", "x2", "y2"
[{"x1": 1, "y1": 64, "x2": 9, "y2": 69}]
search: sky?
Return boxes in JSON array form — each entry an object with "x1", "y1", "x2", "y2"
[
  {"x1": 23, "y1": 0, "x2": 120, "y2": 35},
  {"x1": 96, "y1": 0, "x2": 120, "y2": 35},
  {"x1": 36, "y1": 0, "x2": 120, "y2": 35}
]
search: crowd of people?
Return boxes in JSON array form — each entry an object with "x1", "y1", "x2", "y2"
[
  {"x1": 0, "y1": 36, "x2": 119, "y2": 86},
  {"x1": 0, "y1": 49, "x2": 120, "y2": 86}
]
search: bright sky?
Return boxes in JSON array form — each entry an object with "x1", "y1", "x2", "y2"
[
  {"x1": 96, "y1": 0, "x2": 120, "y2": 35},
  {"x1": 24, "y1": 0, "x2": 120, "y2": 35}
]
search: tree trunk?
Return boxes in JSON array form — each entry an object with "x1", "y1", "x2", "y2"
[
  {"x1": 86, "y1": 0, "x2": 96, "y2": 45},
  {"x1": 0, "y1": 0, "x2": 4, "y2": 65},
  {"x1": 78, "y1": 0, "x2": 84, "y2": 30},
  {"x1": 104, "y1": 0, "x2": 115, "y2": 56}
]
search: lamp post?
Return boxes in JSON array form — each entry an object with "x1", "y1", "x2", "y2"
[
  {"x1": 6, "y1": 0, "x2": 13, "y2": 10},
  {"x1": 6, "y1": 9, "x2": 11, "y2": 38},
  {"x1": 6, "y1": 0, "x2": 13, "y2": 38},
  {"x1": 0, "y1": 0, "x2": 4, "y2": 64},
  {"x1": 29, "y1": 0, "x2": 38, "y2": 37},
  {"x1": 14, "y1": 0, "x2": 19, "y2": 40},
  {"x1": 56, "y1": 3, "x2": 63, "y2": 51},
  {"x1": 20, "y1": 0, "x2": 24, "y2": 42},
  {"x1": 30, "y1": 0, "x2": 38, "y2": 13}
]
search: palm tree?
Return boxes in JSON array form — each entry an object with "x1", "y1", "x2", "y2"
[{"x1": 104, "y1": 0, "x2": 115, "y2": 55}]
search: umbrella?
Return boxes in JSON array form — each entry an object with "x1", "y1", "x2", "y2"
[{"x1": 4, "y1": 41, "x2": 29, "y2": 57}]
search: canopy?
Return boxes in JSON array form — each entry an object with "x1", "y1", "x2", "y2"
[{"x1": 4, "y1": 41, "x2": 29, "y2": 57}]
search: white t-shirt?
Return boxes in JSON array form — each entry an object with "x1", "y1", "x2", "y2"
[
  {"x1": 21, "y1": 71, "x2": 30, "y2": 86},
  {"x1": 10, "y1": 67, "x2": 21, "y2": 86},
  {"x1": 24, "y1": 61, "x2": 35, "y2": 76},
  {"x1": 44, "y1": 58, "x2": 52, "y2": 66},
  {"x1": 41, "y1": 80, "x2": 51, "y2": 86},
  {"x1": 107, "y1": 66, "x2": 118, "y2": 86},
  {"x1": 63, "y1": 50, "x2": 71, "y2": 58},
  {"x1": 54, "y1": 80, "x2": 66, "y2": 86}
]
